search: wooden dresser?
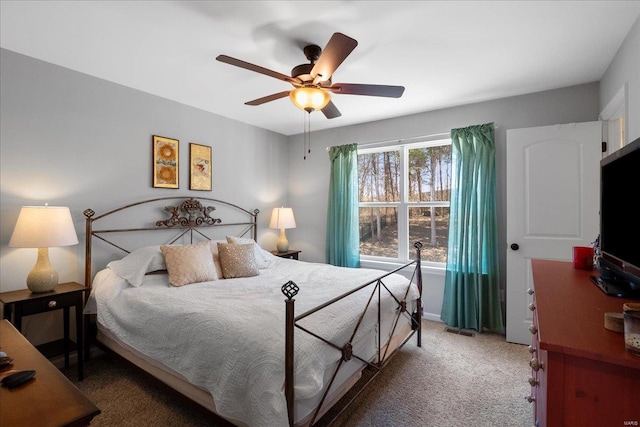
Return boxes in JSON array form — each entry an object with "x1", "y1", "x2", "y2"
[
  {"x1": 0, "y1": 320, "x2": 100, "y2": 426},
  {"x1": 529, "y1": 259, "x2": 640, "y2": 426}
]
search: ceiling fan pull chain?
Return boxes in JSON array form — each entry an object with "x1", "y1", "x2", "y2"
[
  {"x1": 307, "y1": 113, "x2": 311, "y2": 155},
  {"x1": 304, "y1": 112, "x2": 312, "y2": 160},
  {"x1": 303, "y1": 112, "x2": 306, "y2": 160}
]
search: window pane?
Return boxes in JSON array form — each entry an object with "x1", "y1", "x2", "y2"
[
  {"x1": 408, "y1": 206, "x2": 449, "y2": 263},
  {"x1": 358, "y1": 151, "x2": 400, "y2": 202},
  {"x1": 359, "y1": 207, "x2": 398, "y2": 258},
  {"x1": 408, "y1": 145, "x2": 452, "y2": 202}
]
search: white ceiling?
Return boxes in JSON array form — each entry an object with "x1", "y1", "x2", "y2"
[{"x1": 1, "y1": 1, "x2": 639, "y2": 136}]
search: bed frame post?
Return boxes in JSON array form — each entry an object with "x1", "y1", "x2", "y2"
[
  {"x1": 83, "y1": 209, "x2": 95, "y2": 294},
  {"x1": 414, "y1": 241, "x2": 423, "y2": 347},
  {"x1": 83, "y1": 209, "x2": 96, "y2": 363},
  {"x1": 282, "y1": 281, "x2": 299, "y2": 427},
  {"x1": 252, "y1": 209, "x2": 259, "y2": 242}
]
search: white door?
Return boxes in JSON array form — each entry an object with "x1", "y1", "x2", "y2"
[{"x1": 506, "y1": 122, "x2": 601, "y2": 344}]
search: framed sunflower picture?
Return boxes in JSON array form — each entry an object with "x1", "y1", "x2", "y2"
[
  {"x1": 153, "y1": 135, "x2": 179, "y2": 189},
  {"x1": 189, "y1": 143, "x2": 212, "y2": 191}
]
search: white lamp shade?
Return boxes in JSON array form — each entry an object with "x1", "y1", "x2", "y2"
[
  {"x1": 9, "y1": 206, "x2": 79, "y2": 248},
  {"x1": 269, "y1": 207, "x2": 296, "y2": 230}
]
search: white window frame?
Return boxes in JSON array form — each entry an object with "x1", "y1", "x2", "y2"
[{"x1": 358, "y1": 137, "x2": 451, "y2": 269}]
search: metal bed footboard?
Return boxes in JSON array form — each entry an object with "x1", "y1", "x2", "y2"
[{"x1": 282, "y1": 242, "x2": 423, "y2": 427}]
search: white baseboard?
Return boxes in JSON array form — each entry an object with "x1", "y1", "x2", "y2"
[{"x1": 422, "y1": 313, "x2": 442, "y2": 323}]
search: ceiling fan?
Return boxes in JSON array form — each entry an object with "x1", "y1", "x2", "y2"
[{"x1": 216, "y1": 32, "x2": 405, "y2": 119}]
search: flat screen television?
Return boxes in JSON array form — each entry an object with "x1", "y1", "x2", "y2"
[{"x1": 591, "y1": 136, "x2": 640, "y2": 298}]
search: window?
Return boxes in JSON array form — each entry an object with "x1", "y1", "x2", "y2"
[{"x1": 358, "y1": 139, "x2": 452, "y2": 265}]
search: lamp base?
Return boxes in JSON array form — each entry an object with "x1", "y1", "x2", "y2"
[
  {"x1": 276, "y1": 228, "x2": 289, "y2": 253},
  {"x1": 26, "y1": 248, "x2": 59, "y2": 293}
]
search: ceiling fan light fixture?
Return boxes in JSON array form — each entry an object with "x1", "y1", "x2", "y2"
[{"x1": 290, "y1": 87, "x2": 330, "y2": 112}]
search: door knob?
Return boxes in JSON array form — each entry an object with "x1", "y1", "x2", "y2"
[{"x1": 510, "y1": 243, "x2": 519, "y2": 251}]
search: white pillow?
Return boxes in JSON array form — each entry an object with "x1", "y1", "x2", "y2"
[
  {"x1": 107, "y1": 246, "x2": 166, "y2": 287},
  {"x1": 226, "y1": 236, "x2": 270, "y2": 269}
]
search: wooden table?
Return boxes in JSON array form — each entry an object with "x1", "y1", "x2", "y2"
[{"x1": 0, "y1": 320, "x2": 100, "y2": 426}]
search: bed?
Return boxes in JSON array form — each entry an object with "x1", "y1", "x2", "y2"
[{"x1": 83, "y1": 197, "x2": 423, "y2": 427}]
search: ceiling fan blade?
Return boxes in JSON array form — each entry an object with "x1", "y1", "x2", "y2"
[
  {"x1": 216, "y1": 55, "x2": 301, "y2": 85},
  {"x1": 311, "y1": 33, "x2": 358, "y2": 82},
  {"x1": 328, "y1": 83, "x2": 405, "y2": 98},
  {"x1": 245, "y1": 91, "x2": 291, "y2": 106},
  {"x1": 321, "y1": 101, "x2": 342, "y2": 119}
]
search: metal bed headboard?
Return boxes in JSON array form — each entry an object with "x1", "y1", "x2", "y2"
[{"x1": 83, "y1": 196, "x2": 259, "y2": 289}]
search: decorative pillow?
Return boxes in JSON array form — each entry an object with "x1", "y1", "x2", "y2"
[
  {"x1": 160, "y1": 241, "x2": 219, "y2": 287},
  {"x1": 226, "y1": 236, "x2": 270, "y2": 269},
  {"x1": 217, "y1": 242, "x2": 259, "y2": 279},
  {"x1": 107, "y1": 246, "x2": 166, "y2": 287}
]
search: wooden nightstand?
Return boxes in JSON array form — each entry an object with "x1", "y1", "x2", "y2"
[
  {"x1": 271, "y1": 249, "x2": 301, "y2": 260},
  {"x1": 0, "y1": 282, "x2": 88, "y2": 380}
]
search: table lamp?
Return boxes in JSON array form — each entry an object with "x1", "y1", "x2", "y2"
[
  {"x1": 269, "y1": 207, "x2": 296, "y2": 253},
  {"x1": 9, "y1": 205, "x2": 79, "y2": 293}
]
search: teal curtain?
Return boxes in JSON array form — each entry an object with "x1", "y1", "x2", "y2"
[
  {"x1": 326, "y1": 143, "x2": 360, "y2": 268},
  {"x1": 441, "y1": 123, "x2": 504, "y2": 333}
]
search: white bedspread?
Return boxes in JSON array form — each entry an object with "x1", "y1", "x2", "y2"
[{"x1": 87, "y1": 256, "x2": 419, "y2": 427}]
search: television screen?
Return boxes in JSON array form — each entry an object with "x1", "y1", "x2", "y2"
[{"x1": 593, "y1": 137, "x2": 640, "y2": 298}]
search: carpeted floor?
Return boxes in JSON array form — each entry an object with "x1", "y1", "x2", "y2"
[{"x1": 62, "y1": 320, "x2": 533, "y2": 426}]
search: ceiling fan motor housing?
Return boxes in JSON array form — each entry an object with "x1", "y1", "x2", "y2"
[
  {"x1": 291, "y1": 44, "x2": 324, "y2": 83},
  {"x1": 291, "y1": 63, "x2": 314, "y2": 82}
]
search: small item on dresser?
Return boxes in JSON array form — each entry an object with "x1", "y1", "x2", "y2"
[
  {"x1": 0, "y1": 356, "x2": 14, "y2": 368},
  {"x1": 1, "y1": 370, "x2": 36, "y2": 389},
  {"x1": 572, "y1": 246, "x2": 594, "y2": 270},
  {"x1": 604, "y1": 312, "x2": 625, "y2": 333},
  {"x1": 623, "y1": 303, "x2": 640, "y2": 356}
]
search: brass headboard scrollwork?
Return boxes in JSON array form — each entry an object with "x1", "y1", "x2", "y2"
[{"x1": 155, "y1": 198, "x2": 222, "y2": 228}]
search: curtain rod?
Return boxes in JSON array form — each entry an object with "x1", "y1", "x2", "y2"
[
  {"x1": 325, "y1": 131, "x2": 450, "y2": 152},
  {"x1": 325, "y1": 124, "x2": 500, "y2": 151}
]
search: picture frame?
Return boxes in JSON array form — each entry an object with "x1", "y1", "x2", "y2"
[
  {"x1": 153, "y1": 135, "x2": 179, "y2": 189},
  {"x1": 189, "y1": 143, "x2": 212, "y2": 191}
]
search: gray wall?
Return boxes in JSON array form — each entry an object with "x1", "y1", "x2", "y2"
[{"x1": 286, "y1": 83, "x2": 601, "y2": 320}]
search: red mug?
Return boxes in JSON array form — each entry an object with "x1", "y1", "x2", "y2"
[{"x1": 573, "y1": 246, "x2": 594, "y2": 270}]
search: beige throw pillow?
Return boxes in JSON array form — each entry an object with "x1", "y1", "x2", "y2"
[
  {"x1": 226, "y1": 236, "x2": 270, "y2": 269},
  {"x1": 160, "y1": 241, "x2": 218, "y2": 287},
  {"x1": 217, "y1": 242, "x2": 259, "y2": 279}
]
